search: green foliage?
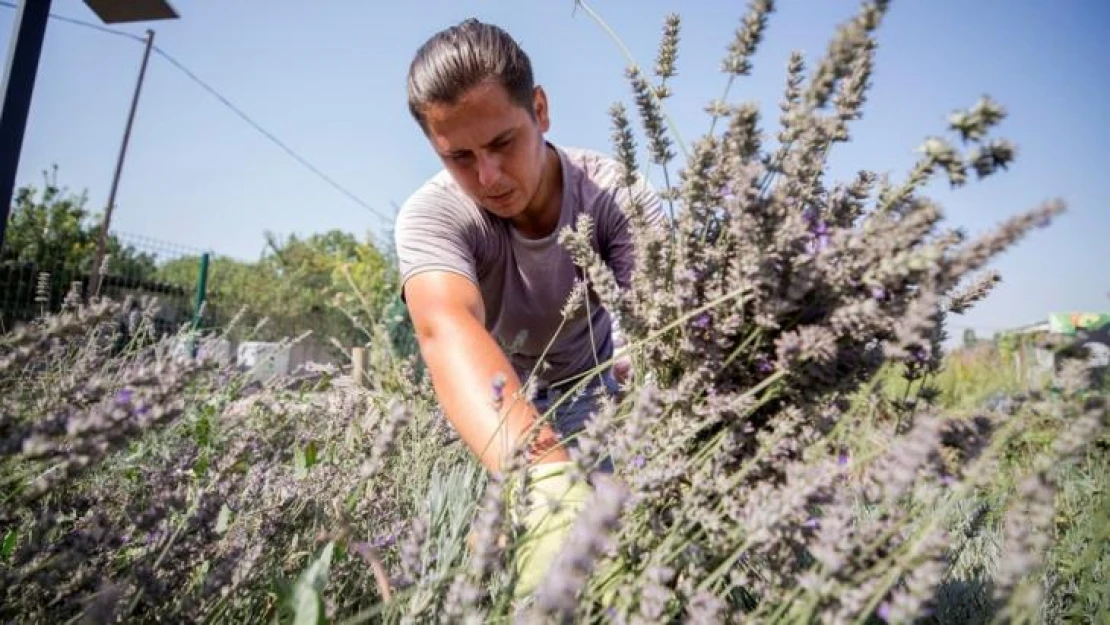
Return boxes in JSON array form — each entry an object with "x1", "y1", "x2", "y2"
[
  {"x1": 1, "y1": 167, "x2": 158, "y2": 280},
  {"x1": 0, "y1": 157, "x2": 415, "y2": 352},
  {"x1": 962, "y1": 328, "x2": 979, "y2": 349},
  {"x1": 0, "y1": 168, "x2": 175, "y2": 329},
  {"x1": 155, "y1": 228, "x2": 413, "y2": 359},
  {"x1": 2, "y1": 168, "x2": 409, "y2": 356}
]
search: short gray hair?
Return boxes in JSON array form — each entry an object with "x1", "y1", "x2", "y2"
[{"x1": 406, "y1": 19, "x2": 536, "y2": 133}]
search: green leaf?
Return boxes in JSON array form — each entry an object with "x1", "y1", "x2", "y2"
[
  {"x1": 294, "y1": 440, "x2": 320, "y2": 478},
  {"x1": 305, "y1": 440, "x2": 318, "y2": 468},
  {"x1": 1, "y1": 528, "x2": 16, "y2": 560},
  {"x1": 291, "y1": 541, "x2": 335, "y2": 625},
  {"x1": 215, "y1": 504, "x2": 232, "y2": 534},
  {"x1": 294, "y1": 445, "x2": 307, "y2": 478}
]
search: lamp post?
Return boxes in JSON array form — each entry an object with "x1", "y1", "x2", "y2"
[
  {"x1": 0, "y1": 0, "x2": 179, "y2": 257},
  {"x1": 0, "y1": 0, "x2": 52, "y2": 256}
]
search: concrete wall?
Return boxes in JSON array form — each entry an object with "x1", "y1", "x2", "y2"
[{"x1": 234, "y1": 337, "x2": 346, "y2": 383}]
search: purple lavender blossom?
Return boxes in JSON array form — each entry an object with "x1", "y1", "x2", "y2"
[
  {"x1": 693, "y1": 313, "x2": 711, "y2": 330},
  {"x1": 372, "y1": 533, "x2": 397, "y2": 550},
  {"x1": 491, "y1": 372, "x2": 506, "y2": 404},
  {"x1": 878, "y1": 602, "x2": 892, "y2": 622},
  {"x1": 806, "y1": 219, "x2": 831, "y2": 254}
]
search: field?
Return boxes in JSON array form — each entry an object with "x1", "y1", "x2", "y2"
[{"x1": 2, "y1": 1, "x2": 1108, "y2": 623}]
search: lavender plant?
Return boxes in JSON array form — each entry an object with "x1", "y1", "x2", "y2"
[
  {"x1": 448, "y1": 0, "x2": 1099, "y2": 622},
  {"x1": 0, "y1": 291, "x2": 470, "y2": 623}
]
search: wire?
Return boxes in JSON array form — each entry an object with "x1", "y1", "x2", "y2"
[
  {"x1": 150, "y1": 46, "x2": 394, "y2": 224},
  {"x1": 0, "y1": 0, "x2": 394, "y2": 225}
]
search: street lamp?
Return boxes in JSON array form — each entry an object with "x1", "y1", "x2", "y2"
[
  {"x1": 0, "y1": 0, "x2": 179, "y2": 258},
  {"x1": 83, "y1": 0, "x2": 178, "y2": 23}
]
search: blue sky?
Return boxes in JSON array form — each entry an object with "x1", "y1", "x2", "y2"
[{"x1": 2, "y1": 0, "x2": 1108, "y2": 338}]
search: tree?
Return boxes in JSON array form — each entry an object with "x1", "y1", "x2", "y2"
[
  {"x1": 1, "y1": 167, "x2": 162, "y2": 327},
  {"x1": 156, "y1": 228, "x2": 414, "y2": 357},
  {"x1": 962, "y1": 328, "x2": 979, "y2": 349},
  {"x1": 2, "y1": 167, "x2": 158, "y2": 278}
]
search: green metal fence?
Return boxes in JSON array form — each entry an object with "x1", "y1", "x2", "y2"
[
  {"x1": 1, "y1": 223, "x2": 419, "y2": 376},
  {"x1": 0, "y1": 229, "x2": 210, "y2": 336}
]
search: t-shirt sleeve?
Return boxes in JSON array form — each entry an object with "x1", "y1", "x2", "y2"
[
  {"x1": 599, "y1": 167, "x2": 670, "y2": 290},
  {"x1": 393, "y1": 184, "x2": 478, "y2": 298}
]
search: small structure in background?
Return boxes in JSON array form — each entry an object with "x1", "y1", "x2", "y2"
[
  {"x1": 1005, "y1": 311, "x2": 1110, "y2": 385},
  {"x1": 236, "y1": 341, "x2": 291, "y2": 383},
  {"x1": 1047, "y1": 311, "x2": 1110, "y2": 371},
  {"x1": 230, "y1": 336, "x2": 347, "y2": 385}
]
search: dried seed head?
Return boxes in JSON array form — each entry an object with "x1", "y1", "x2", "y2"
[
  {"x1": 609, "y1": 102, "x2": 640, "y2": 187},
  {"x1": 948, "y1": 95, "x2": 1008, "y2": 143},
  {"x1": 946, "y1": 270, "x2": 1001, "y2": 315},
  {"x1": 654, "y1": 14, "x2": 681, "y2": 82},
  {"x1": 627, "y1": 66, "x2": 675, "y2": 166},
  {"x1": 723, "y1": 0, "x2": 774, "y2": 76}
]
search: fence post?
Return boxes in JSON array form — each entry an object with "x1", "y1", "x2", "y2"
[
  {"x1": 351, "y1": 346, "x2": 366, "y2": 388},
  {"x1": 189, "y1": 252, "x2": 209, "y2": 357}
]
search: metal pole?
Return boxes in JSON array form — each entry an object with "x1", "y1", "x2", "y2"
[
  {"x1": 183, "y1": 249, "x2": 208, "y2": 357},
  {"x1": 188, "y1": 251, "x2": 209, "y2": 358},
  {"x1": 0, "y1": 0, "x2": 53, "y2": 256},
  {"x1": 91, "y1": 28, "x2": 155, "y2": 297},
  {"x1": 192, "y1": 252, "x2": 209, "y2": 330}
]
